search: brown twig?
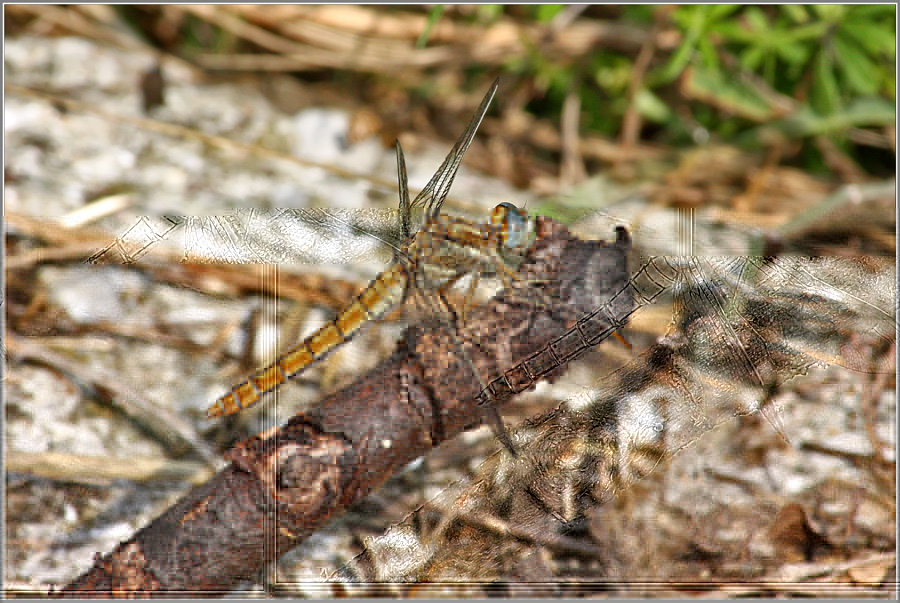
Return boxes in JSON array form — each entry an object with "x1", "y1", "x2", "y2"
[{"x1": 559, "y1": 84, "x2": 586, "y2": 188}]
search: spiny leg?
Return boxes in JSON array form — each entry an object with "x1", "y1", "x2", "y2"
[
  {"x1": 441, "y1": 255, "x2": 556, "y2": 326},
  {"x1": 433, "y1": 270, "x2": 529, "y2": 455},
  {"x1": 493, "y1": 260, "x2": 557, "y2": 311},
  {"x1": 436, "y1": 287, "x2": 519, "y2": 456},
  {"x1": 421, "y1": 258, "x2": 553, "y2": 455},
  {"x1": 481, "y1": 403, "x2": 518, "y2": 457}
]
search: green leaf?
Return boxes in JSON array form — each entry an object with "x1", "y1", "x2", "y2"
[
  {"x1": 593, "y1": 56, "x2": 631, "y2": 95},
  {"x1": 706, "y1": 20, "x2": 745, "y2": 41},
  {"x1": 657, "y1": 5, "x2": 712, "y2": 83},
  {"x1": 833, "y1": 33, "x2": 881, "y2": 96},
  {"x1": 635, "y1": 88, "x2": 671, "y2": 123},
  {"x1": 697, "y1": 36, "x2": 720, "y2": 69},
  {"x1": 811, "y1": 50, "x2": 841, "y2": 115},
  {"x1": 810, "y1": 4, "x2": 847, "y2": 23},
  {"x1": 844, "y1": 96, "x2": 896, "y2": 126},
  {"x1": 775, "y1": 97, "x2": 894, "y2": 138},
  {"x1": 762, "y1": 52, "x2": 776, "y2": 85},
  {"x1": 740, "y1": 45, "x2": 765, "y2": 72},
  {"x1": 851, "y1": 5, "x2": 896, "y2": 19},
  {"x1": 781, "y1": 22, "x2": 832, "y2": 43},
  {"x1": 534, "y1": 4, "x2": 566, "y2": 23},
  {"x1": 782, "y1": 4, "x2": 811, "y2": 24},
  {"x1": 477, "y1": 5, "x2": 504, "y2": 22},
  {"x1": 745, "y1": 6, "x2": 770, "y2": 31},
  {"x1": 708, "y1": 4, "x2": 742, "y2": 21},
  {"x1": 682, "y1": 63, "x2": 780, "y2": 122},
  {"x1": 840, "y1": 16, "x2": 896, "y2": 57},
  {"x1": 416, "y1": 5, "x2": 445, "y2": 48},
  {"x1": 773, "y1": 40, "x2": 810, "y2": 66}
]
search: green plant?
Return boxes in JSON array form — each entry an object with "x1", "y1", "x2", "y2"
[{"x1": 661, "y1": 4, "x2": 895, "y2": 115}]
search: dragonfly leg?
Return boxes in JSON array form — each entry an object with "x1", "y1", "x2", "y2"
[
  {"x1": 435, "y1": 287, "x2": 463, "y2": 332},
  {"x1": 455, "y1": 273, "x2": 481, "y2": 326},
  {"x1": 411, "y1": 285, "x2": 518, "y2": 456},
  {"x1": 439, "y1": 295, "x2": 519, "y2": 456},
  {"x1": 482, "y1": 402, "x2": 518, "y2": 458},
  {"x1": 431, "y1": 271, "x2": 492, "y2": 330},
  {"x1": 494, "y1": 260, "x2": 556, "y2": 311}
]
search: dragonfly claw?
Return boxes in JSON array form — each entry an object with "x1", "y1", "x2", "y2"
[{"x1": 482, "y1": 404, "x2": 518, "y2": 457}]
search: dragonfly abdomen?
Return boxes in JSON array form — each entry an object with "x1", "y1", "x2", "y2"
[{"x1": 206, "y1": 264, "x2": 409, "y2": 418}]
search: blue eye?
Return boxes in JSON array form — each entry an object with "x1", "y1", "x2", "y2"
[{"x1": 492, "y1": 202, "x2": 530, "y2": 250}]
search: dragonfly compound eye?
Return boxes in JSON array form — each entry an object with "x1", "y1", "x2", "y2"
[{"x1": 492, "y1": 202, "x2": 531, "y2": 250}]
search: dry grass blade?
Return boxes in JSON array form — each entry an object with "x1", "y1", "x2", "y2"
[{"x1": 7, "y1": 451, "x2": 215, "y2": 486}]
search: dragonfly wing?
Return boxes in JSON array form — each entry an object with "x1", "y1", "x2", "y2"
[
  {"x1": 410, "y1": 78, "x2": 500, "y2": 220},
  {"x1": 396, "y1": 141, "x2": 413, "y2": 242}
]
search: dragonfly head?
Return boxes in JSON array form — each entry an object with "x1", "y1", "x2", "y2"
[{"x1": 491, "y1": 202, "x2": 534, "y2": 253}]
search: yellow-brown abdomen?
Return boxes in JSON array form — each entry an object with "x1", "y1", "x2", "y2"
[{"x1": 206, "y1": 264, "x2": 409, "y2": 418}]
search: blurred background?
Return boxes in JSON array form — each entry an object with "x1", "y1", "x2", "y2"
[
  {"x1": 6, "y1": 4, "x2": 896, "y2": 231},
  {"x1": 5, "y1": 4, "x2": 896, "y2": 597}
]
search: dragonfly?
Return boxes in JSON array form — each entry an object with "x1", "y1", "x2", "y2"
[
  {"x1": 193, "y1": 78, "x2": 538, "y2": 448},
  {"x1": 9, "y1": 36, "x2": 894, "y2": 594}
]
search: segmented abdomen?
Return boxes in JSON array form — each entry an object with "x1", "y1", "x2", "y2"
[{"x1": 206, "y1": 263, "x2": 409, "y2": 418}]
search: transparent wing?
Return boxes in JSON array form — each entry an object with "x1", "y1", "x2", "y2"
[
  {"x1": 87, "y1": 209, "x2": 408, "y2": 267},
  {"x1": 409, "y1": 78, "x2": 500, "y2": 220},
  {"x1": 396, "y1": 141, "x2": 412, "y2": 242},
  {"x1": 478, "y1": 253, "x2": 896, "y2": 407}
]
